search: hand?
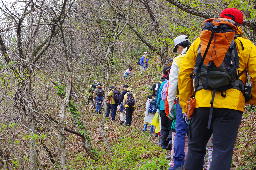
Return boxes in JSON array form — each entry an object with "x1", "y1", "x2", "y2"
[{"x1": 183, "y1": 112, "x2": 191, "y2": 120}]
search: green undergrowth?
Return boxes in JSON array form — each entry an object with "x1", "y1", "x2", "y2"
[
  {"x1": 233, "y1": 106, "x2": 256, "y2": 169},
  {"x1": 68, "y1": 126, "x2": 168, "y2": 170},
  {"x1": 68, "y1": 59, "x2": 255, "y2": 169}
]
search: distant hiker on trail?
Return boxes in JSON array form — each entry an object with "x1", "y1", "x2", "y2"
[
  {"x1": 177, "y1": 8, "x2": 256, "y2": 170},
  {"x1": 119, "y1": 84, "x2": 129, "y2": 125},
  {"x1": 94, "y1": 83, "x2": 104, "y2": 114},
  {"x1": 142, "y1": 95, "x2": 157, "y2": 133},
  {"x1": 105, "y1": 86, "x2": 113, "y2": 119},
  {"x1": 88, "y1": 80, "x2": 98, "y2": 106},
  {"x1": 105, "y1": 86, "x2": 120, "y2": 121},
  {"x1": 123, "y1": 66, "x2": 133, "y2": 79},
  {"x1": 123, "y1": 87, "x2": 135, "y2": 126},
  {"x1": 157, "y1": 66, "x2": 172, "y2": 150},
  {"x1": 138, "y1": 51, "x2": 149, "y2": 72},
  {"x1": 167, "y1": 35, "x2": 191, "y2": 169}
]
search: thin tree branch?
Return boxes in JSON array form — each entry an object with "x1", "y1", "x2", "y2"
[
  {"x1": 46, "y1": 113, "x2": 93, "y2": 155},
  {"x1": 17, "y1": 18, "x2": 25, "y2": 59},
  {"x1": 165, "y1": 0, "x2": 256, "y2": 29},
  {"x1": 166, "y1": 0, "x2": 214, "y2": 18},
  {"x1": 41, "y1": 143, "x2": 55, "y2": 165},
  {"x1": 16, "y1": 0, "x2": 34, "y2": 59},
  {"x1": 28, "y1": 0, "x2": 46, "y2": 46},
  {"x1": 107, "y1": 0, "x2": 158, "y2": 52},
  {"x1": 60, "y1": 24, "x2": 72, "y2": 72},
  {"x1": 46, "y1": 115, "x2": 85, "y2": 142},
  {"x1": 0, "y1": 0, "x2": 19, "y2": 21},
  {"x1": 33, "y1": 0, "x2": 69, "y2": 63},
  {"x1": 140, "y1": 0, "x2": 161, "y2": 34},
  {"x1": 126, "y1": 22, "x2": 157, "y2": 51}
]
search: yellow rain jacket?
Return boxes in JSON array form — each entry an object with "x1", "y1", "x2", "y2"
[
  {"x1": 123, "y1": 92, "x2": 136, "y2": 108},
  {"x1": 178, "y1": 37, "x2": 256, "y2": 113},
  {"x1": 107, "y1": 90, "x2": 116, "y2": 104}
]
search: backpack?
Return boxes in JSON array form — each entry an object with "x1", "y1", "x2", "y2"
[
  {"x1": 161, "y1": 81, "x2": 169, "y2": 101},
  {"x1": 194, "y1": 18, "x2": 243, "y2": 92},
  {"x1": 113, "y1": 90, "x2": 121, "y2": 104},
  {"x1": 120, "y1": 90, "x2": 127, "y2": 102},
  {"x1": 96, "y1": 88, "x2": 104, "y2": 97},
  {"x1": 148, "y1": 99, "x2": 157, "y2": 113},
  {"x1": 194, "y1": 18, "x2": 244, "y2": 128},
  {"x1": 138, "y1": 56, "x2": 145, "y2": 66},
  {"x1": 126, "y1": 92, "x2": 135, "y2": 107}
]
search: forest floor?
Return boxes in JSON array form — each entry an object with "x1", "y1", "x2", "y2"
[{"x1": 67, "y1": 62, "x2": 255, "y2": 170}]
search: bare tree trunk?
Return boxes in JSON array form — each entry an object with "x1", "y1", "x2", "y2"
[
  {"x1": 100, "y1": 45, "x2": 113, "y2": 150},
  {"x1": 29, "y1": 116, "x2": 38, "y2": 170},
  {"x1": 59, "y1": 132, "x2": 66, "y2": 170},
  {"x1": 58, "y1": 75, "x2": 72, "y2": 170}
]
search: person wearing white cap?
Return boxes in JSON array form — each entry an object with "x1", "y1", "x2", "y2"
[{"x1": 167, "y1": 35, "x2": 191, "y2": 170}]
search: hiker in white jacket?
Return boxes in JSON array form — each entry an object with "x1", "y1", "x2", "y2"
[
  {"x1": 167, "y1": 35, "x2": 190, "y2": 170},
  {"x1": 168, "y1": 35, "x2": 214, "y2": 169},
  {"x1": 142, "y1": 95, "x2": 156, "y2": 133}
]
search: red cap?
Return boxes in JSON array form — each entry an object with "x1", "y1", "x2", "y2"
[{"x1": 220, "y1": 8, "x2": 244, "y2": 24}]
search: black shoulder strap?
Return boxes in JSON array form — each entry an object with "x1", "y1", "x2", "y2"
[
  {"x1": 235, "y1": 36, "x2": 244, "y2": 50},
  {"x1": 237, "y1": 70, "x2": 246, "y2": 78},
  {"x1": 195, "y1": 31, "x2": 215, "y2": 76}
]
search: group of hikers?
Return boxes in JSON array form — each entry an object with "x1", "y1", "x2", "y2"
[
  {"x1": 148, "y1": 8, "x2": 255, "y2": 170},
  {"x1": 87, "y1": 8, "x2": 256, "y2": 170},
  {"x1": 88, "y1": 82, "x2": 136, "y2": 126}
]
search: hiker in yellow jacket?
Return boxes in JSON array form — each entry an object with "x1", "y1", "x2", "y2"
[
  {"x1": 123, "y1": 88, "x2": 136, "y2": 126},
  {"x1": 178, "y1": 8, "x2": 256, "y2": 170},
  {"x1": 105, "y1": 86, "x2": 119, "y2": 120}
]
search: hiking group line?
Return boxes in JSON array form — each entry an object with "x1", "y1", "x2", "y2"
[{"x1": 87, "y1": 8, "x2": 256, "y2": 170}]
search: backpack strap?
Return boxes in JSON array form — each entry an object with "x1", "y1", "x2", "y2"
[
  {"x1": 207, "y1": 90, "x2": 216, "y2": 129},
  {"x1": 195, "y1": 30, "x2": 215, "y2": 77},
  {"x1": 196, "y1": 31, "x2": 217, "y2": 129},
  {"x1": 235, "y1": 37, "x2": 244, "y2": 50},
  {"x1": 230, "y1": 41, "x2": 239, "y2": 72},
  {"x1": 194, "y1": 30, "x2": 215, "y2": 92}
]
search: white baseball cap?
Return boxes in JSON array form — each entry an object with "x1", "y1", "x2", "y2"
[{"x1": 173, "y1": 35, "x2": 188, "y2": 52}]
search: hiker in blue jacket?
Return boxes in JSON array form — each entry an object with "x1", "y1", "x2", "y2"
[
  {"x1": 94, "y1": 83, "x2": 104, "y2": 114},
  {"x1": 138, "y1": 51, "x2": 149, "y2": 71},
  {"x1": 157, "y1": 66, "x2": 172, "y2": 150}
]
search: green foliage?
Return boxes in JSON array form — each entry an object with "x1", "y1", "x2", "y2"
[
  {"x1": 0, "y1": 122, "x2": 17, "y2": 132},
  {"x1": 103, "y1": 133, "x2": 168, "y2": 169},
  {"x1": 68, "y1": 128, "x2": 168, "y2": 170},
  {"x1": 11, "y1": 159, "x2": 20, "y2": 169},
  {"x1": 0, "y1": 123, "x2": 8, "y2": 131},
  {"x1": 223, "y1": 0, "x2": 256, "y2": 19},
  {"x1": 245, "y1": 105, "x2": 256, "y2": 112},
  {"x1": 23, "y1": 133, "x2": 47, "y2": 141},
  {"x1": 53, "y1": 82, "x2": 65, "y2": 98},
  {"x1": 137, "y1": 156, "x2": 168, "y2": 170},
  {"x1": 53, "y1": 81, "x2": 92, "y2": 143},
  {"x1": 68, "y1": 100, "x2": 90, "y2": 141},
  {"x1": 233, "y1": 107, "x2": 256, "y2": 168}
]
